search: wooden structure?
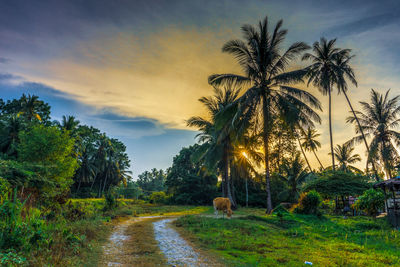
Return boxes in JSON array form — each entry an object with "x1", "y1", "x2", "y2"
[{"x1": 374, "y1": 178, "x2": 400, "y2": 228}]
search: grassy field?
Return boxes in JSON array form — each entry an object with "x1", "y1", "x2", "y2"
[{"x1": 175, "y1": 209, "x2": 400, "y2": 267}]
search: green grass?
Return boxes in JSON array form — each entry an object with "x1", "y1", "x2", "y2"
[{"x1": 175, "y1": 210, "x2": 400, "y2": 266}]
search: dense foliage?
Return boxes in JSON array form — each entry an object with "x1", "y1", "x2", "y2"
[
  {"x1": 353, "y1": 189, "x2": 385, "y2": 217},
  {"x1": 292, "y1": 190, "x2": 322, "y2": 215},
  {"x1": 303, "y1": 171, "x2": 371, "y2": 198},
  {"x1": 166, "y1": 145, "x2": 219, "y2": 205}
]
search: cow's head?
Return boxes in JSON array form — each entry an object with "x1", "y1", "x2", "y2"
[{"x1": 227, "y1": 209, "x2": 233, "y2": 218}]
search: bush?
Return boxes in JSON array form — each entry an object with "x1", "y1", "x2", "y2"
[
  {"x1": 104, "y1": 191, "x2": 118, "y2": 211},
  {"x1": 353, "y1": 189, "x2": 385, "y2": 217},
  {"x1": 149, "y1": 191, "x2": 167, "y2": 204},
  {"x1": 292, "y1": 190, "x2": 321, "y2": 215},
  {"x1": 0, "y1": 190, "x2": 49, "y2": 253}
]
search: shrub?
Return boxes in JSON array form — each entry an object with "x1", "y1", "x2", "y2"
[
  {"x1": 149, "y1": 191, "x2": 167, "y2": 204},
  {"x1": 104, "y1": 191, "x2": 118, "y2": 211},
  {"x1": 0, "y1": 190, "x2": 49, "y2": 253},
  {"x1": 353, "y1": 189, "x2": 385, "y2": 217},
  {"x1": 292, "y1": 190, "x2": 321, "y2": 215}
]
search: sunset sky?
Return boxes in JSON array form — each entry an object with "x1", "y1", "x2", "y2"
[{"x1": 1, "y1": 0, "x2": 400, "y2": 178}]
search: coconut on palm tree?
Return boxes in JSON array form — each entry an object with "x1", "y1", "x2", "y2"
[
  {"x1": 301, "y1": 127, "x2": 324, "y2": 170},
  {"x1": 209, "y1": 16, "x2": 321, "y2": 213},
  {"x1": 331, "y1": 143, "x2": 361, "y2": 172},
  {"x1": 347, "y1": 89, "x2": 400, "y2": 179}
]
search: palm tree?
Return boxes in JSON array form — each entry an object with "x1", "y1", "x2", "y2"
[
  {"x1": 0, "y1": 116, "x2": 22, "y2": 157},
  {"x1": 302, "y1": 38, "x2": 352, "y2": 170},
  {"x1": 60, "y1": 115, "x2": 80, "y2": 136},
  {"x1": 347, "y1": 89, "x2": 400, "y2": 179},
  {"x1": 232, "y1": 133, "x2": 263, "y2": 207},
  {"x1": 301, "y1": 127, "x2": 324, "y2": 169},
  {"x1": 18, "y1": 94, "x2": 42, "y2": 121},
  {"x1": 279, "y1": 153, "x2": 310, "y2": 202},
  {"x1": 209, "y1": 16, "x2": 321, "y2": 213},
  {"x1": 75, "y1": 143, "x2": 98, "y2": 192},
  {"x1": 331, "y1": 143, "x2": 361, "y2": 172},
  {"x1": 334, "y1": 53, "x2": 378, "y2": 176},
  {"x1": 187, "y1": 86, "x2": 241, "y2": 208}
]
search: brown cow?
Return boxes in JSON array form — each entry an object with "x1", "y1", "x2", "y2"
[{"x1": 213, "y1": 197, "x2": 233, "y2": 219}]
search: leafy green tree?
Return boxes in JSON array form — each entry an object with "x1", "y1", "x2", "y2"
[
  {"x1": 116, "y1": 181, "x2": 141, "y2": 199},
  {"x1": 209, "y1": 16, "x2": 321, "y2": 213},
  {"x1": 353, "y1": 189, "x2": 385, "y2": 217},
  {"x1": 302, "y1": 38, "x2": 352, "y2": 171},
  {"x1": 0, "y1": 94, "x2": 50, "y2": 123},
  {"x1": 303, "y1": 170, "x2": 370, "y2": 198},
  {"x1": 347, "y1": 89, "x2": 400, "y2": 179},
  {"x1": 165, "y1": 145, "x2": 218, "y2": 205},
  {"x1": 17, "y1": 125, "x2": 78, "y2": 199},
  {"x1": 137, "y1": 168, "x2": 166, "y2": 195}
]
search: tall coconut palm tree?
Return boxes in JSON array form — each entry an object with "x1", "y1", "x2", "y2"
[
  {"x1": 347, "y1": 89, "x2": 400, "y2": 179},
  {"x1": 301, "y1": 127, "x2": 324, "y2": 169},
  {"x1": 18, "y1": 94, "x2": 42, "y2": 121},
  {"x1": 331, "y1": 143, "x2": 361, "y2": 172},
  {"x1": 187, "y1": 86, "x2": 241, "y2": 208},
  {"x1": 334, "y1": 53, "x2": 378, "y2": 176},
  {"x1": 302, "y1": 38, "x2": 351, "y2": 171},
  {"x1": 209, "y1": 16, "x2": 321, "y2": 213}
]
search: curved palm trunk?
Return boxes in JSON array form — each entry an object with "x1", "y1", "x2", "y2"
[
  {"x1": 262, "y1": 94, "x2": 273, "y2": 214},
  {"x1": 343, "y1": 91, "x2": 379, "y2": 181},
  {"x1": 328, "y1": 87, "x2": 335, "y2": 170},
  {"x1": 312, "y1": 149, "x2": 324, "y2": 169},
  {"x1": 297, "y1": 136, "x2": 312, "y2": 171}
]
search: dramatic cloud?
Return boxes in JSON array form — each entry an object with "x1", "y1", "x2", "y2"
[{"x1": 1, "y1": 0, "x2": 399, "y2": 176}]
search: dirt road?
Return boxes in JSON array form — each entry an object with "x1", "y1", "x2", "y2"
[{"x1": 99, "y1": 216, "x2": 221, "y2": 267}]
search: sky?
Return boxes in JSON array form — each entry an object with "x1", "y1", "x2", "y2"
[{"x1": 1, "y1": 0, "x2": 400, "y2": 178}]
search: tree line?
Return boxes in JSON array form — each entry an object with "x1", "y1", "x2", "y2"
[{"x1": 0, "y1": 94, "x2": 131, "y2": 205}]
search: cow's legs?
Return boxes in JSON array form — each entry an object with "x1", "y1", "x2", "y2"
[{"x1": 213, "y1": 202, "x2": 218, "y2": 218}]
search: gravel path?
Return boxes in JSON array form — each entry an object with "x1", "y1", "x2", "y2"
[
  {"x1": 101, "y1": 216, "x2": 216, "y2": 266},
  {"x1": 153, "y1": 218, "x2": 211, "y2": 267},
  {"x1": 102, "y1": 218, "x2": 133, "y2": 266}
]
